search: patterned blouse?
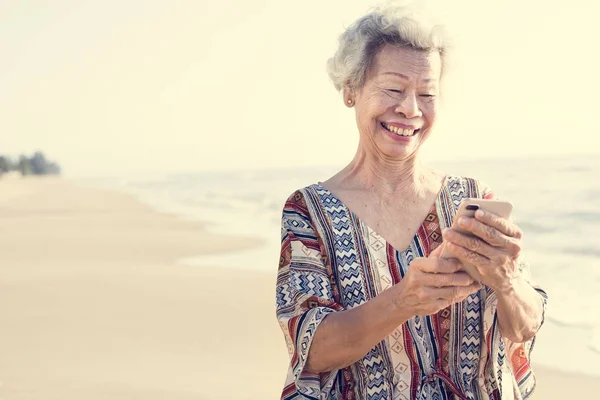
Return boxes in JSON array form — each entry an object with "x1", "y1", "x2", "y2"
[{"x1": 275, "y1": 176, "x2": 547, "y2": 400}]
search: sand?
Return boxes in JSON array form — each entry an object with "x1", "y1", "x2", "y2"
[{"x1": 0, "y1": 176, "x2": 598, "y2": 399}]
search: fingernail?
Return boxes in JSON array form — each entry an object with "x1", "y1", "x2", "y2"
[
  {"x1": 458, "y1": 217, "x2": 468, "y2": 226},
  {"x1": 475, "y1": 210, "x2": 484, "y2": 218}
]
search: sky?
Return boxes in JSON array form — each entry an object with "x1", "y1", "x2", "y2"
[{"x1": 1, "y1": 0, "x2": 599, "y2": 177}]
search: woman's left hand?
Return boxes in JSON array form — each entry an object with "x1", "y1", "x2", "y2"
[{"x1": 441, "y1": 209, "x2": 523, "y2": 293}]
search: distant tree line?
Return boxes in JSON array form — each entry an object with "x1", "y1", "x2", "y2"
[{"x1": 0, "y1": 152, "x2": 61, "y2": 177}]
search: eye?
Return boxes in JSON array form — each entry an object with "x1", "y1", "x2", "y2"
[
  {"x1": 419, "y1": 94, "x2": 436, "y2": 98},
  {"x1": 387, "y1": 89, "x2": 403, "y2": 93}
]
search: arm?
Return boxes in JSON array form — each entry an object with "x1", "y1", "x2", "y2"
[
  {"x1": 303, "y1": 256, "x2": 480, "y2": 373},
  {"x1": 495, "y1": 274, "x2": 545, "y2": 343},
  {"x1": 442, "y1": 210, "x2": 547, "y2": 343},
  {"x1": 304, "y1": 284, "x2": 410, "y2": 373}
]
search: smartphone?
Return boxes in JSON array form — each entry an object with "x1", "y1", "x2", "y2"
[{"x1": 440, "y1": 198, "x2": 513, "y2": 282}]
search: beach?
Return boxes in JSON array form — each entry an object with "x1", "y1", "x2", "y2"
[{"x1": 0, "y1": 176, "x2": 599, "y2": 399}]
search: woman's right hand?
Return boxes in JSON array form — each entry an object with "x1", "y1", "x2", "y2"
[{"x1": 391, "y1": 245, "x2": 481, "y2": 317}]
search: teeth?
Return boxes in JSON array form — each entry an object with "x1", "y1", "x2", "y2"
[{"x1": 383, "y1": 123, "x2": 416, "y2": 136}]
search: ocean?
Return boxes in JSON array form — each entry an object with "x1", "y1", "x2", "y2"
[{"x1": 82, "y1": 154, "x2": 600, "y2": 378}]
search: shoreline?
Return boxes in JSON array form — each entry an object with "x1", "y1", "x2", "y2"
[
  {"x1": 0, "y1": 177, "x2": 288, "y2": 399},
  {"x1": 0, "y1": 176, "x2": 598, "y2": 399}
]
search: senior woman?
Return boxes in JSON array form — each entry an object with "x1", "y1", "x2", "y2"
[{"x1": 275, "y1": 5, "x2": 547, "y2": 400}]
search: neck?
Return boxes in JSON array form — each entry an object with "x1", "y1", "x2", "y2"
[{"x1": 339, "y1": 147, "x2": 436, "y2": 197}]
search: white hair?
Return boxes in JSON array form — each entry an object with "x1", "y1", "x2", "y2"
[{"x1": 326, "y1": 3, "x2": 450, "y2": 91}]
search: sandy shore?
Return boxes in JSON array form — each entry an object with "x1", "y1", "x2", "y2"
[
  {"x1": 0, "y1": 177, "x2": 288, "y2": 399},
  {"x1": 0, "y1": 177, "x2": 598, "y2": 399}
]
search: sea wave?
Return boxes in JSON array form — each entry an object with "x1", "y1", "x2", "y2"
[
  {"x1": 592, "y1": 328, "x2": 600, "y2": 355},
  {"x1": 562, "y1": 211, "x2": 600, "y2": 223},
  {"x1": 561, "y1": 246, "x2": 600, "y2": 258}
]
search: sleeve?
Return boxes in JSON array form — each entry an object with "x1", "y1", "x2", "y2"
[
  {"x1": 477, "y1": 181, "x2": 549, "y2": 398},
  {"x1": 275, "y1": 190, "x2": 345, "y2": 399}
]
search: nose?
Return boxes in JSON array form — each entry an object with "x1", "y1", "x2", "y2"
[{"x1": 394, "y1": 91, "x2": 422, "y2": 119}]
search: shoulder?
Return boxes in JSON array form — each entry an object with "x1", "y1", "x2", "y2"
[
  {"x1": 280, "y1": 185, "x2": 329, "y2": 245},
  {"x1": 445, "y1": 174, "x2": 495, "y2": 199},
  {"x1": 282, "y1": 184, "x2": 320, "y2": 214},
  {"x1": 280, "y1": 184, "x2": 324, "y2": 229}
]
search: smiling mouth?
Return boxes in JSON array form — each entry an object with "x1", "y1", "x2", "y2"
[{"x1": 381, "y1": 122, "x2": 420, "y2": 137}]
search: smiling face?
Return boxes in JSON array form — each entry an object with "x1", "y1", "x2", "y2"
[{"x1": 348, "y1": 45, "x2": 441, "y2": 161}]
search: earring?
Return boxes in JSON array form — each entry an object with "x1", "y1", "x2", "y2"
[{"x1": 347, "y1": 99, "x2": 353, "y2": 106}]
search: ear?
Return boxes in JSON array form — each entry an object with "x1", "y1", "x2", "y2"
[{"x1": 343, "y1": 89, "x2": 354, "y2": 107}]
